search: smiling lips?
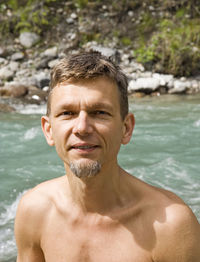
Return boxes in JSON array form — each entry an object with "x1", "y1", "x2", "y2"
[{"x1": 70, "y1": 143, "x2": 99, "y2": 153}]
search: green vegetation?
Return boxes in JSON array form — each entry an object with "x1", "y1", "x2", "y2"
[
  {"x1": 135, "y1": 17, "x2": 200, "y2": 76},
  {"x1": 0, "y1": 0, "x2": 60, "y2": 36},
  {"x1": 0, "y1": 0, "x2": 200, "y2": 76}
]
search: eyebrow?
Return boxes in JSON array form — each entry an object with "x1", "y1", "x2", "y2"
[
  {"x1": 54, "y1": 102, "x2": 114, "y2": 113},
  {"x1": 88, "y1": 102, "x2": 114, "y2": 112}
]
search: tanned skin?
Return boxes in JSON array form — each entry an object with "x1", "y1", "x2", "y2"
[{"x1": 15, "y1": 77, "x2": 200, "y2": 262}]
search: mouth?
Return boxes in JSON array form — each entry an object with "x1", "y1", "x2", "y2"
[{"x1": 69, "y1": 143, "x2": 100, "y2": 153}]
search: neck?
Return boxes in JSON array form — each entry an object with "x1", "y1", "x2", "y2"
[{"x1": 64, "y1": 163, "x2": 125, "y2": 214}]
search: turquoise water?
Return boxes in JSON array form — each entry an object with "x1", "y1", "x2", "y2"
[{"x1": 0, "y1": 95, "x2": 200, "y2": 261}]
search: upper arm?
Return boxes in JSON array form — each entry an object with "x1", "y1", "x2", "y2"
[
  {"x1": 15, "y1": 191, "x2": 46, "y2": 262},
  {"x1": 153, "y1": 204, "x2": 200, "y2": 262}
]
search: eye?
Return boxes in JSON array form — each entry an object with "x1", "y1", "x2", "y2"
[
  {"x1": 92, "y1": 110, "x2": 111, "y2": 118},
  {"x1": 59, "y1": 111, "x2": 76, "y2": 118},
  {"x1": 62, "y1": 111, "x2": 74, "y2": 116},
  {"x1": 95, "y1": 110, "x2": 108, "y2": 115}
]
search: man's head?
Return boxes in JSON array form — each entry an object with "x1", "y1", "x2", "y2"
[{"x1": 47, "y1": 51, "x2": 129, "y2": 119}]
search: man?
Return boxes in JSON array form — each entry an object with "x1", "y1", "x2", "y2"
[{"x1": 15, "y1": 51, "x2": 200, "y2": 262}]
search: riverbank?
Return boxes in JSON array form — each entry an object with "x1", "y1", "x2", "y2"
[
  {"x1": 1, "y1": 1, "x2": 200, "y2": 112},
  {"x1": 1, "y1": 43, "x2": 200, "y2": 113}
]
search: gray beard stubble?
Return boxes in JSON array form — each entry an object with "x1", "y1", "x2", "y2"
[{"x1": 69, "y1": 161, "x2": 101, "y2": 178}]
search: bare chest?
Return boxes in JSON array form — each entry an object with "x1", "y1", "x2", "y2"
[{"x1": 41, "y1": 218, "x2": 153, "y2": 262}]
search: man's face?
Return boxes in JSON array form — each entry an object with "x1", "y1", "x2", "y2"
[{"x1": 42, "y1": 77, "x2": 134, "y2": 177}]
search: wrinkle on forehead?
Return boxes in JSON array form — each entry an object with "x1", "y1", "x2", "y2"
[{"x1": 50, "y1": 79, "x2": 120, "y2": 114}]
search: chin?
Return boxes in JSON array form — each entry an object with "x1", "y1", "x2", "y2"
[{"x1": 69, "y1": 159, "x2": 102, "y2": 178}]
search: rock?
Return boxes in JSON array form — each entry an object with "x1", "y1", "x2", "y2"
[
  {"x1": 130, "y1": 92, "x2": 146, "y2": 98},
  {"x1": 0, "y1": 57, "x2": 7, "y2": 65},
  {"x1": 152, "y1": 73, "x2": 174, "y2": 86},
  {"x1": 43, "y1": 46, "x2": 58, "y2": 58},
  {"x1": 71, "y1": 13, "x2": 77, "y2": 19},
  {"x1": 0, "y1": 103, "x2": 15, "y2": 112},
  {"x1": 137, "y1": 71, "x2": 152, "y2": 78},
  {"x1": 34, "y1": 72, "x2": 50, "y2": 89},
  {"x1": 11, "y1": 52, "x2": 25, "y2": 61},
  {"x1": 0, "y1": 66, "x2": 14, "y2": 80},
  {"x1": 8, "y1": 61, "x2": 19, "y2": 72},
  {"x1": 19, "y1": 32, "x2": 40, "y2": 48},
  {"x1": 48, "y1": 59, "x2": 59, "y2": 68},
  {"x1": 85, "y1": 44, "x2": 121, "y2": 63},
  {"x1": 66, "y1": 17, "x2": 74, "y2": 24},
  {"x1": 128, "y1": 77, "x2": 160, "y2": 93},
  {"x1": 36, "y1": 57, "x2": 52, "y2": 69},
  {"x1": 158, "y1": 86, "x2": 168, "y2": 94},
  {"x1": 0, "y1": 85, "x2": 28, "y2": 97},
  {"x1": 25, "y1": 85, "x2": 47, "y2": 102},
  {"x1": 169, "y1": 80, "x2": 191, "y2": 94},
  {"x1": 0, "y1": 47, "x2": 8, "y2": 57}
]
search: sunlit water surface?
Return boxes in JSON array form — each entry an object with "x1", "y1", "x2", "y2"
[{"x1": 0, "y1": 94, "x2": 200, "y2": 261}]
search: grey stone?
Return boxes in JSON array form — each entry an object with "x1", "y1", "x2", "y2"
[
  {"x1": 11, "y1": 52, "x2": 24, "y2": 61},
  {"x1": 152, "y1": 73, "x2": 174, "y2": 86},
  {"x1": 43, "y1": 46, "x2": 58, "y2": 58},
  {"x1": 36, "y1": 57, "x2": 51, "y2": 69},
  {"x1": 8, "y1": 61, "x2": 19, "y2": 72},
  {"x1": 71, "y1": 13, "x2": 77, "y2": 19},
  {"x1": 34, "y1": 72, "x2": 50, "y2": 89},
  {"x1": 0, "y1": 57, "x2": 7, "y2": 65},
  {"x1": 169, "y1": 80, "x2": 190, "y2": 94},
  {"x1": 19, "y1": 32, "x2": 40, "y2": 48},
  {"x1": 0, "y1": 47, "x2": 8, "y2": 57},
  {"x1": 86, "y1": 44, "x2": 121, "y2": 63},
  {"x1": 66, "y1": 18, "x2": 74, "y2": 24},
  {"x1": 48, "y1": 59, "x2": 59, "y2": 68},
  {"x1": 0, "y1": 67, "x2": 14, "y2": 80},
  {"x1": 128, "y1": 77, "x2": 160, "y2": 92}
]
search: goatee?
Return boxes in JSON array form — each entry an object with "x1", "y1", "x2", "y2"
[{"x1": 69, "y1": 160, "x2": 101, "y2": 178}]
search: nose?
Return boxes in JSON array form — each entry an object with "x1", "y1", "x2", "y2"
[{"x1": 73, "y1": 111, "x2": 93, "y2": 136}]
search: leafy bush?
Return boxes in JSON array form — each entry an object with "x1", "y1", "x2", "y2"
[
  {"x1": 0, "y1": 0, "x2": 59, "y2": 36},
  {"x1": 135, "y1": 17, "x2": 200, "y2": 76}
]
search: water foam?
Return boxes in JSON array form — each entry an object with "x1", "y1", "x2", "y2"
[
  {"x1": 194, "y1": 119, "x2": 200, "y2": 127},
  {"x1": 15, "y1": 103, "x2": 46, "y2": 115},
  {"x1": 0, "y1": 191, "x2": 26, "y2": 261},
  {"x1": 23, "y1": 127, "x2": 40, "y2": 141}
]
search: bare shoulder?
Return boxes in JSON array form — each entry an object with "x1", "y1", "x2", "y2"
[
  {"x1": 16, "y1": 176, "x2": 64, "y2": 216},
  {"x1": 150, "y1": 187, "x2": 200, "y2": 261},
  {"x1": 15, "y1": 176, "x2": 66, "y2": 242},
  {"x1": 125, "y1": 173, "x2": 200, "y2": 261}
]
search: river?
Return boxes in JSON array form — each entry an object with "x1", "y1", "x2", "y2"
[{"x1": 0, "y1": 94, "x2": 200, "y2": 261}]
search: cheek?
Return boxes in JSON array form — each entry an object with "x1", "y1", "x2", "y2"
[
  {"x1": 100, "y1": 124, "x2": 123, "y2": 145},
  {"x1": 51, "y1": 123, "x2": 68, "y2": 144}
]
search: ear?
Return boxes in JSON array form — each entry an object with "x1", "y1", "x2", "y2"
[
  {"x1": 121, "y1": 113, "x2": 135, "y2": 145},
  {"x1": 41, "y1": 116, "x2": 55, "y2": 146}
]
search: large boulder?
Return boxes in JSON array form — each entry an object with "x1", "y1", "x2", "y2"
[
  {"x1": 169, "y1": 80, "x2": 191, "y2": 94},
  {"x1": 0, "y1": 85, "x2": 28, "y2": 97},
  {"x1": 19, "y1": 32, "x2": 40, "y2": 48},
  {"x1": 128, "y1": 77, "x2": 160, "y2": 93}
]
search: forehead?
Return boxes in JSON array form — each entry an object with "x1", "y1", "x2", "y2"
[{"x1": 50, "y1": 77, "x2": 120, "y2": 110}]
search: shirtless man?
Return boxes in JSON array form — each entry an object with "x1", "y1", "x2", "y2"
[{"x1": 15, "y1": 51, "x2": 200, "y2": 262}]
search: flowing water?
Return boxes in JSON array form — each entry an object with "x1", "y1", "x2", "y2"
[{"x1": 0, "y1": 94, "x2": 200, "y2": 261}]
